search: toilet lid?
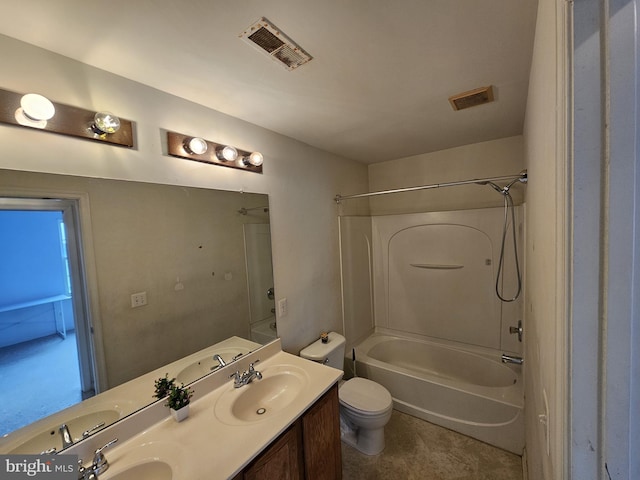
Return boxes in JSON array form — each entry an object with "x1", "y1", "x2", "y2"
[{"x1": 339, "y1": 378, "x2": 392, "y2": 414}]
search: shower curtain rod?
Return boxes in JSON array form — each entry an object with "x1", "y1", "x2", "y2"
[{"x1": 334, "y1": 170, "x2": 528, "y2": 204}]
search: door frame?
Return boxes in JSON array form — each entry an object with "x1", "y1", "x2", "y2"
[{"x1": 0, "y1": 186, "x2": 107, "y2": 393}]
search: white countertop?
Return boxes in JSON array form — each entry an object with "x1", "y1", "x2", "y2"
[{"x1": 68, "y1": 339, "x2": 343, "y2": 480}]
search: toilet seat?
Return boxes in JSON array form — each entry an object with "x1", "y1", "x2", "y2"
[{"x1": 339, "y1": 378, "x2": 392, "y2": 415}]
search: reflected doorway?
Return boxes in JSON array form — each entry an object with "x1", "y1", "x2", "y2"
[{"x1": 0, "y1": 198, "x2": 96, "y2": 436}]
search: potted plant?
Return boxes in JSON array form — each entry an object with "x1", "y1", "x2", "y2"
[
  {"x1": 154, "y1": 374, "x2": 194, "y2": 421},
  {"x1": 153, "y1": 373, "x2": 175, "y2": 400},
  {"x1": 165, "y1": 383, "x2": 194, "y2": 422}
]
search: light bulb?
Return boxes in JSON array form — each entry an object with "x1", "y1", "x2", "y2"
[
  {"x1": 217, "y1": 145, "x2": 238, "y2": 162},
  {"x1": 93, "y1": 112, "x2": 121, "y2": 134},
  {"x1": 185, "y1": 137, "x2": 208, "y2": 155},
  {"x1": 20, "y1": 94, "x2": 55, "y2": 121},
  {"x1": 247, "y1": 151, "x2": 263, "y2": 166}
]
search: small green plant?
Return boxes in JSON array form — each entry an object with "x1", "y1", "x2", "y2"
[
  {"x1": 153, "y1": 374, "x2": 176, "y2": 400},
  {"x1": 165, "y1": 383, "x2": 194, "y2": 411}
]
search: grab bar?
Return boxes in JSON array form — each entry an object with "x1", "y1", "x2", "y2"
[{"x1": 501, "y1": 354, "x2": 524, "y2": 365}]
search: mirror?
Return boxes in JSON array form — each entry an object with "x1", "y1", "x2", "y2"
[{"x1": 0, "y1": 168, "x2": 276, "y2": 452}]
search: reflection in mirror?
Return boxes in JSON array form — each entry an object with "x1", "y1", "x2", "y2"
[
  {"x1": 1, "y1": 336, "x2": 263, "y2": 454},
  {"x1": 0, "y1": 169, "x2": 275, "y2": 452},
  {"x1": 244, "y1": 221, "x2": 277, "y2": 344}
]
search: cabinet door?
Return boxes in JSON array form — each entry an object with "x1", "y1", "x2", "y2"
[
  {"x1": 243, "y1": 422, "x2": 303, "y2": 480},
  {"x1": 302, "y1": 384, "x2": 342, "y2": 480}
]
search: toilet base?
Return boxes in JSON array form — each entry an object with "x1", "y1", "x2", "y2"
[{"x1": 340, "y1": 424, "x2": 385, "y2": 456}]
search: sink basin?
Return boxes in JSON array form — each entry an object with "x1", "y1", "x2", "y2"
[
  {"x1": 175, "y1": 347, "x2": 251, "y2": 384},
  {"x1": 101, "y1": 441, "x2": 186, "y2": 480},
  {"x1": 214, "y1": 364, "x2": 310, "y2": 424},
  {"x1": 8, "y1": 409, "x2": 121, "y2": 454},
  {"x1": 105, "y1": 461, "x2": 172, "y2": 480}
]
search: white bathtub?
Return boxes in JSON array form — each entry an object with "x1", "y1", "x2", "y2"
[{"x1": 351, "y1": 332, "x2": 524, "y2": 454}]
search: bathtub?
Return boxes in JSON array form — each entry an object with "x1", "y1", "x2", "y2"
[
  {"x1": 250, "y1": 317, "x2": 278, "y2": 345},
  {"x1": 351, "y1": 332, "x2": 524, "y2": 454}
]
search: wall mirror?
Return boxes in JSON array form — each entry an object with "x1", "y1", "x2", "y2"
[{"x1": 0, "y1": 168, "x2": 276, "y2": 453}]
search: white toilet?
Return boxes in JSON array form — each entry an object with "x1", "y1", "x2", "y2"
[{"x1": 300, "y1": 332, "x2": 393, "y2": 455}]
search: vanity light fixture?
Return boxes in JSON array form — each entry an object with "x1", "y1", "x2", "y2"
[
  {"x1": 0, "y1": 87, "x2": 135, "y2": 147},
  {"x1": 167, "y1": 131, "x2": 263, "y2": 174}
]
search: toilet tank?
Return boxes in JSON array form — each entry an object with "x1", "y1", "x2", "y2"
[{"x1": 300, "y1": 332, "x2": 346, "y2": 370}]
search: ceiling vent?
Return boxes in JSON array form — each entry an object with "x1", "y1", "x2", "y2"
[
  {"x1": 240, "y1": 17, "x2": 312, "y2": 71},
  {"x1": 449, "y1": 86, "x2": 494, "y2": 111}
]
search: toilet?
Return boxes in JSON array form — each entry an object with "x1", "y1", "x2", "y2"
[{"x1": 300, "y1": 332, "x2": 393, "y2": 455}]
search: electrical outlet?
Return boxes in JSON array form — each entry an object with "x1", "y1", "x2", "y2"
[
  {"x1": 131, "y1": 291, "x2": 147, "y2": 308},
  {"x1": 277, "y1": 298, "x2": 288, "y2": 317}
]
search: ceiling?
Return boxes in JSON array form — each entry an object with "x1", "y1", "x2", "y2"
[{"x1": 0, "y1": 0, "x2": 538, "y2": 164}]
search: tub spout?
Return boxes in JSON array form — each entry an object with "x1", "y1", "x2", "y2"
[{"x1": 501, "y1": 354, "x2": 524, "y2": 365}]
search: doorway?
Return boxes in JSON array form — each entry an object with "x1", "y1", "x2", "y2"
[{"x1": 0, "y1": 198, "x2": 96, "y2": 435}]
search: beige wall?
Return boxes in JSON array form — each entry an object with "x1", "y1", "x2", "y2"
[
  {"x1": 522, "y1": 0, "x2": 567, "y2": 477},
  {"x1": 0, "y1": 35, "x2": 369, "y2": 382}
]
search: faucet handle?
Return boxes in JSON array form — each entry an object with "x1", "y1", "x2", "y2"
[
  {"x1": 248, "y1": 359, "x2": 260, "y2": 371},
  {"x1": 92, "y1": 438, "x2": 118, "y2": 474},
  {"x1": 509, "y1": 320, "x2": 523, "y2": 342},
  {"x1": 82, "y1": 422, "x2": 106, "y2": 438},
  {"x1": 229, "y1": 370, "x2": 241, "y2": 386}
]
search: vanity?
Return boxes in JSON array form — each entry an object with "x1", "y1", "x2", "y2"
[{"x1": 58, "y1": 339, "x2": 342, "y2": 480}]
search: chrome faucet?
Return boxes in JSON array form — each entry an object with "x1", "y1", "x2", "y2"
[
  {"x1": 230, "y1": 360, "x2": 262, "y2": 388},
  {"x1": 212, "y1": 354, "x2": 227, "y2": 371},
  {"x1": 78, "y1": 438, "x2": 118, "y2": 480},
  {"x1": 501, "y1": 354, "x2": 524, "y2": 365},
  {"x1": 59, "y1": 424, "x2": 74, "y2": 448}
]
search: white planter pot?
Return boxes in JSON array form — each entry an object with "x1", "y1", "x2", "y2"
[{"x1": 170, "y1": 405, "x2": 190, "y2": 422}]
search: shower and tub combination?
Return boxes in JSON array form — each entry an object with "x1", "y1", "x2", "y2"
[{"x1": 336, "y1": 171, "x2": 527, "y2": 454}]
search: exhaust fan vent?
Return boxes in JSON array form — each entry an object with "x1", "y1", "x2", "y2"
[
  {"x1": 449, "y1": 86, "x2": 494, "y2": 111},
  {"x1": 240, "y1": 17, "x2": 312, "y2": 71}
]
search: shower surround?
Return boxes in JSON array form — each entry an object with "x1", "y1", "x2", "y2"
[{"x1": 340, "y1": 206, "x2": 524, "y2": 453}]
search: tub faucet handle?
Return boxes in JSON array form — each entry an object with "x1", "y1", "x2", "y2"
[{"x1": 509, "y1": 320, "x2": 523, "y2": 342}]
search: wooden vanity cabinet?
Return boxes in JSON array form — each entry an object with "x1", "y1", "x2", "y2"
[
  {"x1": 301, "y1": 384, "x2": 342, "y2": 480},
  {"x1": 235, "y1": 384, "x2": 342, "y2": 480},
  {"x1": 242, "y1": 421, "x2": 303, "y2": 480}
]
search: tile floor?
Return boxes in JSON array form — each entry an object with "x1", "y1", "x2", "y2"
[{"x1": 341, "y1": 410, "x2": 523, "y2": 480}]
